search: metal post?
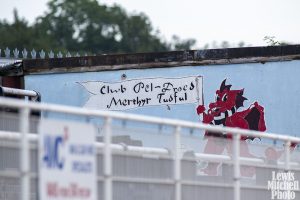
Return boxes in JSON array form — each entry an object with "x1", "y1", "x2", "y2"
[
  {"x1": 20, "y1": 107, "x2": 30, "y2": 200},
  {"x1": 104, "y1": 117, "x2": 112, "y2": 200},
  {"x1": 174, "y1": 126, "x2": 182, "y2": 200},
  {"x1": 233, "y1": 134, "x2": 241, "y2": 200},
  {"x1": 284, "y1": 140, "x2": 291, "y2": 172}
]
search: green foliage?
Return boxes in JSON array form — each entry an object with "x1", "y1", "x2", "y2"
[
  {"x1": 0, "y1": 9, "x2": 34, "y2": 50},
  {"x1": 263, "y1": 36, "x2": 292, "y2": 46},
  {"x1": 171, "y1": 35, "x2": 196, "y2": 51},
  {"x1": 0, "y1": 0, "x2": 196, "y2": 54},
  {"x1": 263, "y1": 36, "x2": 281, "y2": 46},
  {"x1": 202, "y1": 41, "x2": 247, "y2": 49}
]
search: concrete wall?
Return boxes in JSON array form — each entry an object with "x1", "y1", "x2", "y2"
[{"x1": 25, "y1": 60, "x2": 300, "y2": 137}]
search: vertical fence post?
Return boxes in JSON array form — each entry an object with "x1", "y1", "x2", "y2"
[
  {"x1": 104, "y1": 117, "x2": 112, "y2": 200},
  {"x1": 174, "y1": 125, "x2": 182, "y2": 200},
  {"x1": 233, "y1": 133, "x2": 241, "y2": 200},
  {"x1": 20, "y1": 107, "x2": 30, "y2": 200},
  {"x1": 284, "y1": 140, "x2": 291, "y2": 172}
]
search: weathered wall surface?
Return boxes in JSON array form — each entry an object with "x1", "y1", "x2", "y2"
[{"x1": 24, "y1": 59, "x2": 300, "y2": 137}]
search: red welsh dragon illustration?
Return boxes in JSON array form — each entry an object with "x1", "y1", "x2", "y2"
[{"x1": 196, "y1": 79, "x2": 266, "y2": 176}]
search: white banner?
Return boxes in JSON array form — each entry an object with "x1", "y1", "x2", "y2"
[
  {"x1": 39, "y1": 120, "x2": 96, "y2": 200},
  {"x1": 80, "y1": 76, "x2": 203, "y2": 110}
]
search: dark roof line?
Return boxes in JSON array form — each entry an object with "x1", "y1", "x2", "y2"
[{"x1": 3, "y1": 44, "x2": 300, "y2": 76}]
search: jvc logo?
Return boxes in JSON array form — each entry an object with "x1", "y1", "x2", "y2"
[{"x1": 43, "y1": 135, "x2": 65, "y2": 169}]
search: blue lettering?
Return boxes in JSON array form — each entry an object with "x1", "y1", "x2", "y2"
[
  {"x1": 72, "y1": 161, "x2": 92, "y2": 173},
  {"x1": 43, "y1": 136, "x2": 64, "y2": 169},
  {"x1": 69, "y1": 144, "x2": 94, "y2": 155}
]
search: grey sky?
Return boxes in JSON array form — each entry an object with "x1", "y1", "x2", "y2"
[{"x1": 1, "y1": 0, "x2": 299, "y2": 48}]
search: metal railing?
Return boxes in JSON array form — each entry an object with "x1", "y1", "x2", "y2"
[
  {"x1": 0, "y1": 87, "x2": 40, "y2": 102},
  {"x1": 0, "y1": 96, "x2": 300, "y2": 200}
]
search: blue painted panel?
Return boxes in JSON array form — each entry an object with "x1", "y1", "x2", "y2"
[{"x1": 25, "y1": 60, "x2": 300, "y2": 136}]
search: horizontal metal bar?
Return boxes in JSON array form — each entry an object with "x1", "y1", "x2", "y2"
[
  {"x1": 2, "y1": 131, "x2": 299, "y2": 170},
  {"x1": 240, "y1": 185, "x2": 300, "y2": 192},
  {"x1": 182, "y1": 181, "x2": 300, "y2": 192},
  {"x1": 194, "y1": 153, "x2": 265, "y2": 164},
  {"x1": 240, "y1": 162, "x2": 300, "y2": 171},
  {"x1": 0, "y1": 131, "x2": 38, "y2": 141},
  {"x1": 1, "y1": 172, "x2": 298, "y2": 193},
  {"x1": 0, "y1": 171, "x2": 37, "y2": 178},
  {"x1": 194, "y1": 153, "x2": 231, "y2": 162},
  {"x1": 96, "y1": 143, "x2": 170, "y2": 155},
  {"x1": 0, "y1": 131, "x2": 170, "y2": 156},
  {"x1": 112, "y1": 176, "x2": 175, "y2": 185},
  {"x1": 0, "y1": 97, "x2": 299, "y2": 143},
  {"x1": 181, "y1": 182, "x2": 299, "y2": 192},
  {"x1": 0, "y1": 87, "x2": 38, "y2": 97},
  {"x1": 181, "y1": 180, "x2": 233, "y2": 188},
  {"x1": 0, "y1": 170, "x2": 20, "y2": 178}
]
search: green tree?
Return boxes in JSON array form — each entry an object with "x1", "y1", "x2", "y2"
[
  {"x1": 0, "y1": 0, "x2": 198, "y2": 54},
  {"x1": 34, "y1": 0, "x2": 171, "y2": 53},
  {"x1": 171, "y1": 35, "x2": 196, "y2": 50},
  {"x1": 263, "y1": 36, "x2": 291, "y2": 46},
  {"x1": 0, "y1": 9, "x2": 34, "y2": 50}
]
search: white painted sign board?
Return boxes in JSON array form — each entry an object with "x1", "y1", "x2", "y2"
[
  {"x1": 39, "y1": 119, "x2": 97, "y2": 200},
  {"x1": 80, "y1": 76, "x2": 203, "y2": 110}
]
